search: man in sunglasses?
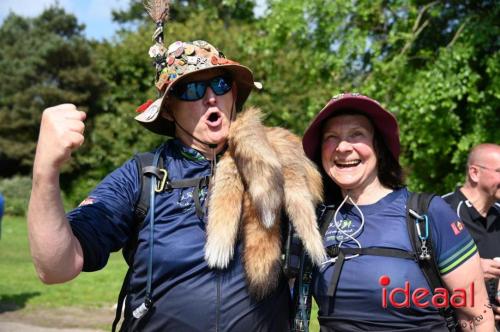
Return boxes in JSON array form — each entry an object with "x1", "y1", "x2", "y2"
[
  {"x1": 134, "y1": 40, "x2": 258, "y2": 161},
  {"x1": 443, "y1": 143, "x2": 500, "y2": 326},
  {"x1": 28, "y1": 34, "x2": 325, "y2": 332}
]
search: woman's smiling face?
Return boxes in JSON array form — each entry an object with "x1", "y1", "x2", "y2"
[{"x1": 321, "y1": 114, "x2": 379, "y2": 192}]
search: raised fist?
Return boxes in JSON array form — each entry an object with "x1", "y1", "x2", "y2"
[{"x1": 34, "y1": 104, "x2": 86, "y2": 172}]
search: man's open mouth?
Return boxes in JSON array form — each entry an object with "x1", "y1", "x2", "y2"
[
  {"x1": 205, "y1": 111, "x2": 222, "y2": 127},
  {"x1": 207, "y1": 112, "x2": 220, "y2": 123}
]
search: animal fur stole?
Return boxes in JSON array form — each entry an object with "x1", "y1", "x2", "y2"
[{"x1": 205, "y1": 107, "x2": 326, "y2": 299}]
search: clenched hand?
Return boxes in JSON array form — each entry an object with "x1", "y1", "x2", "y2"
[{"x1": 34, "y1": 104, "x2": 86, "y2": 173}]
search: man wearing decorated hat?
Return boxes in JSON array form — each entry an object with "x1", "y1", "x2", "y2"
[{"x1": 27, "y1": 1, "x2": 325, "y2": 331}]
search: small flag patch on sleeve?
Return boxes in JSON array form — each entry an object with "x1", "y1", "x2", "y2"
[
  {"x1": 450, "y1": 220, "x2": 464, "y2": 236},
  {"x1": 79, "y1": 197, "x2": 95, "y2": 207}
]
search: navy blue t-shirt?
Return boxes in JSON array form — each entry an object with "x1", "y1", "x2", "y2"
[
  {"x1": 68, "y1": 139, "x2": 290, "y2": 332},
  {"x1": 313, "y1": 188, "x2": 477, "y2": 331}
]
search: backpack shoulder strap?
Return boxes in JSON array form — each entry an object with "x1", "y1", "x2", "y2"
[
  {"x1": 112, "y1": 150, "x2": 165, "y2": 332},
  {"x1": 121, "y1": 151, "x2": 164, "y2": 266},
  {"x1": 133, "y1": 152, "x2": 163, "y2": 225},
  {"x1": 319, "y1": 205, "x2": 336, "y2": 237},
  {"x1": 406, "y1": 192, "x2": 441, "y2": 287},
  {"x1": 290, "y1": 205, "x2": 336, "y2": 332},
  {"x1": 406, "y1": 192, "x2": 457, "y2": 332}
]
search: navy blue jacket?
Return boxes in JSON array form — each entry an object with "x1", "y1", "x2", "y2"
[{"x1": 68, "y1": 139, "x2": 291, "y2": 331}]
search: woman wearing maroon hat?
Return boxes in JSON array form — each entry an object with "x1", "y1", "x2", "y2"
[{"x1": 297, "y1": 93, "x2": 493, "y2": 331}]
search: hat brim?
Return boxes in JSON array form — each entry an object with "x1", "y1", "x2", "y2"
[
  {"x1": 302, "y1": 95, "x2": 400, "y2": 165},
  {"x1": 135, "y1": 64, "x2": 255, "y2": 136}
]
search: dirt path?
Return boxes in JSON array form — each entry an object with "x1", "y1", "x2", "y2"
[
  {"x1": 0, "y1": 322, "x2": 101, "y2": 332},
  {"x1": 0, "y1": 306, "x2": 115, "y2": 331}
]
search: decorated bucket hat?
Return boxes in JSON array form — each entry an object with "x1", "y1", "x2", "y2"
[
  {"x1": 302, "y1": 93, "x2": 400, "y2": 164},
  {"x1": 134, "y1": 2, "x2": 260, "y2": 136}
]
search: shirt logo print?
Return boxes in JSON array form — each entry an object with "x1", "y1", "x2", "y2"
[{"x1": 325, "y1": 218, "x2": 356, "y2": 242}]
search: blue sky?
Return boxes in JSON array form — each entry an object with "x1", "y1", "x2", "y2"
[
  {"x1": 0, "y1": 0, "x2": 130, "y2": 40},
  {"x1": 0, "y1": 0, "x2": 266, "y2": 41}
]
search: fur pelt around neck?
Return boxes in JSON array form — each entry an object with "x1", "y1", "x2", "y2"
[{"x1": 205, "y1": 107, "x2": 326, "y2": 299}]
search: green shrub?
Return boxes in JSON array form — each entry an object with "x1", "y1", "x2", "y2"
[
  {"x1": 0, "y1": 175, "x2": 102, "y2": 216},
  {"x1": 0, "y1": 176, "x2": 32, "y2": 216},
  {"x1": 63, "y1": 176, "x2": 101, "y2": 210}
]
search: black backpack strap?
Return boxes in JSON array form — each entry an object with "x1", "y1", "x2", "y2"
[
  {"x1": 319, "y1": 206, "x2": 336, "y2": 238},
  {"x1": 133, "y1": 152, "x2": 163, "y2": 226},
  {"x1": 406, "y1": 192, "x2": 457, "y2": 332},
  {"x1": 291, "y1": 249, "x2": 315, "y2": 332},
  {"x1": 120, "y1": 152, "x2": 165, "y2": 265},
  {"x1": 166, "y1": 176, "x2": 210, "y2": 219},
  {"x1": 291, "y1": 205, "x2": 336, "y2": 332},
  {"x1": 326, "y1": 246, "x2": 415, "y2": 261},
  {"x1": 326, "y1": 246, "x2": 415, "y2": 301},
  {"x1": 282, "y1": 223, "x2": 303, "y2": 280},
  {"x1": 112, "y1": 151, "x2": 165, "y2": 332},
  {"x1": 111, "y1": 268, "x2": 132, "y2": 332},
  {"x1": 164, "y1": 176, "x2": 209, "y2": 190}
]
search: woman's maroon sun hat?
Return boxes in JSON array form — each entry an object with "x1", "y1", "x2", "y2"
[{"x1": 302, "y1": 93, "x2": 400, "y2": 164}]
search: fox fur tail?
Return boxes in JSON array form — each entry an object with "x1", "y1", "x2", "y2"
[
  {"x1": 205, "y1": 107, "x2": 326, "y2": 298},
  {"x1": 204, "y1": 154, "x2": 244, "y2": 268},
  {"x1": 228, "y1": 107, "x2": 284, "y2": 229}
]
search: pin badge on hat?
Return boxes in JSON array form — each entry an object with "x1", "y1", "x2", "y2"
[
  {"x1": 187, "y1": 56, "x2": 198, "y2": 65},
  {"x1": 173, "y1": 45, "x2": 184, "y2": 58},
  {"x1": 184, "y1": 44, "x2": 195, "y2": 55},
  {"x1": 149, "y1": 44, "x2": 166, "y2": 58},
  {"x1": 141, "y1": 95, "x2": 163, "y2": 121},
  {"x1": 168, "y1": 41, "x2": 183, "y2": 55}
]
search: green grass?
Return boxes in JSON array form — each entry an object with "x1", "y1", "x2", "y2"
[
  {"x1": 0, "y1": 215, "x2": 321, "y2": 330},
  {"x1": 0, "y1": 216, "x2": 127, "y2": 310},
  {"x1": 310, "y1": 301, "x2": 320, "y2": 332}
]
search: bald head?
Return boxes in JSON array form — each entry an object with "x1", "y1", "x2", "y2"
[
  {"x1": 467, "y1": 143, "x2": 500, "y2": 168},
  {"x1": 463, "y1": 143, "x2": 500, "y2": 208}
]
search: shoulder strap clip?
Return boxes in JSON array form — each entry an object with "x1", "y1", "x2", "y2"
[
  {"x1": 155, "y1": 169, "x2": 168, "y2": 192},
  {"x1": 142, "y1": 165, "x2": 168, "y2": 193}
]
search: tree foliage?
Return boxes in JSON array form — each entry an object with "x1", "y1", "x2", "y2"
[
  {"x1": 256, "y1": 0, "x2": 499, "y2": 192},
  {"x1": 112, "y1": 0, "x2": 257, "y2": 25},
  {"x1": 0, "y1": 1, "x2": 498, "y2": 201},
  {"x1": 0, "y1": 7, "x2": 105, "y2": 177}
]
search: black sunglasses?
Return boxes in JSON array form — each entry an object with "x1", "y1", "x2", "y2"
[{"x1": 170, "y1": 75, "x2": 233, "y2": 101}]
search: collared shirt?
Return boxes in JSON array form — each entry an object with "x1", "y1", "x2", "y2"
[
  {"x1": 443, "y1": 187, "x2": 500, "y2": 305},
  {"x1": 443, "y1": 187, "x2": 500, "y2": 259}
]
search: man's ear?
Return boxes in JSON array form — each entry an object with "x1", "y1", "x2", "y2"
[{"x1": 468, "y1": 165, "x2": 480, "y2": 183}]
